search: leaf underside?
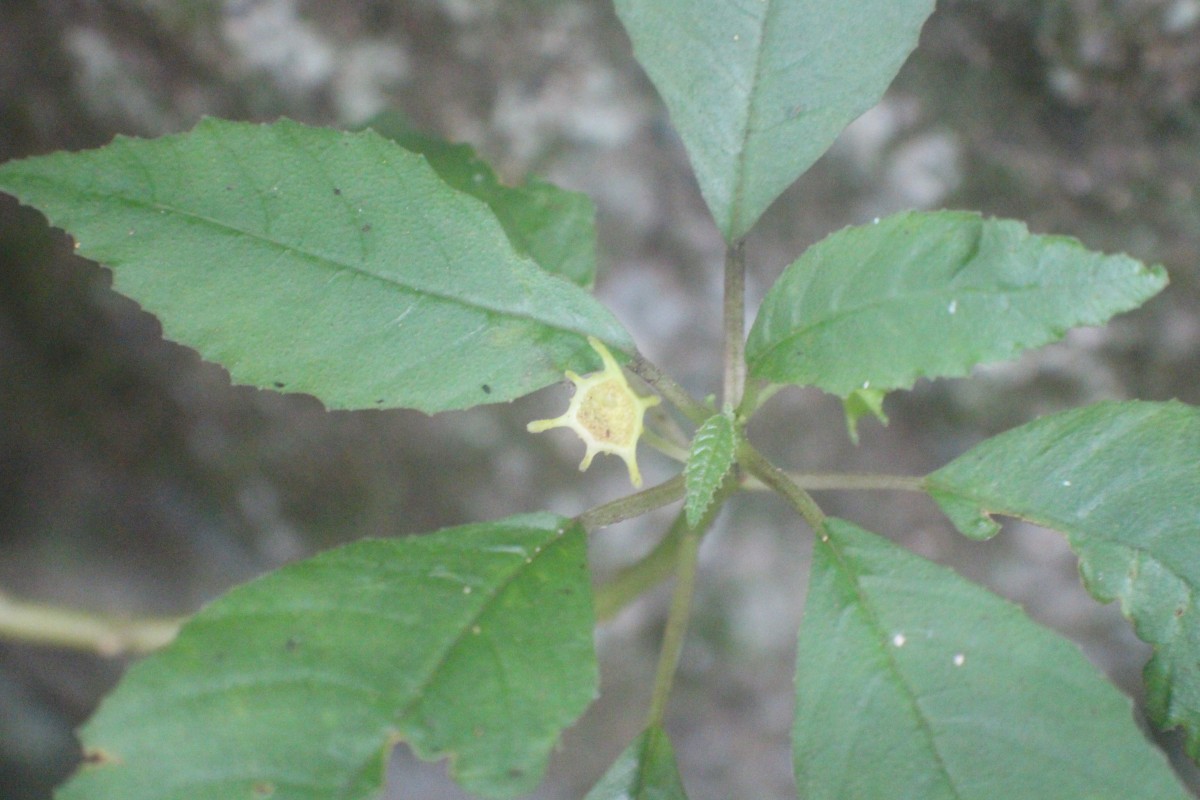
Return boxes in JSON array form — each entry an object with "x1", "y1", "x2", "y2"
[
  {"x1": 746, "y1": 211, "x2": 1167, "y2": 398},
  {"x1": 0, "y1": 118, "x2": 632, "y2": 413},
  {"x1": 57, "y1": 514, "x2": 598, "y2": 800},
  {"x1": 925, "y1": 400, "x2": 1200, "y2": 761},
  {"x1": 613, "y1": 0, "x2": 936, "y2": 241},
  {"x1": 796, "y1": 517, "x2": 1191, "y2": 800},
  {"x1": 842, "y1": 386, "x2": 889, "y2": 444}
]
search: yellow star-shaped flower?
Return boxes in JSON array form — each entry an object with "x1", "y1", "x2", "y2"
[{"x1": 527, "y1": 336, "x2": 661, "y2": 487}]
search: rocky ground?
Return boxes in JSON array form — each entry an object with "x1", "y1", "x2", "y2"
[{"x1": 1, "y1": 1, "x2": 1198, "y2": 797}]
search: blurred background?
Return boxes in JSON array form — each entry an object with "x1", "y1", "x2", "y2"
[{"x1": 1, "y1": 0, "x2": 1198, "y2": 797}]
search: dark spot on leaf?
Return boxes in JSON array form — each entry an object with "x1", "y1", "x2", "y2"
[
  {"x1": 285, "y1": 637, "x2": 300, "y2": 651},
  {"x1": 362, "y1": 223, "x2": 372, "y2": 233},
  {"x1": 332, "y1": 187, "x2": 342, "y2": 195},
  {"x1": 273, "y1": 381, "x2": 286, "y2": 389},
  {"x1": 375, "y1": 398, "x2": 384, "y2": 405},
  {"x1": 82, "y1": 748, "x2": 119, "y2": 766},
  {"x1": 473, "y1": 726, "x2": 485, "y2": 738},
  {"x1": 1176, "y1": 607, "x2": 1186, "y2": 617},
  {"x1": 252, "y1": 781, "x2": 276, "y2": 797},
  {"x1": 507, "y1": 768, "x2": 526, "y2": 779},
  {"x1": 481, "y1": 384, "x2": 492, "y2": 394},
  {"x1": 225, "y1": 185, "x2": 233, "y2": 191}
]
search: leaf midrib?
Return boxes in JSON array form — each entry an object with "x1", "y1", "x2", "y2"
[
  {"x1": 749, "y1": 272, "x2": 1147, "y2": 372},
  {"x1": 395, "y1": 524, "x2": 579, "y2": 744},
  {"x1": 816, "y1": 529, "x2": 966, "y2": 800},
  {"x1": 21, "y1": 173, "x2": 604, "y2": 342},
  {"x1": 729, "y1": 0, "x2": 777, "y2": 239}
]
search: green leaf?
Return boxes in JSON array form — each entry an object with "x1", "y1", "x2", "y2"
[
  {"x1": 612, "y1": 0, "x2": 935, "y2": 241},
  {"x1": 0, "y1": 118, "x2": 632, "y2": 412},
  {"x1": 584, "y1": 726, "x2": 689, "y2": 800},
  {"x1": 683, "y1": 412, "x2": 736, "y2": 528},
  {"x1": 369, "y1": 117, "x2": 596, "y2": 288},
  {"x1": 746, "y1": 211, "x2": 1167, "y2": 397},
  {"x1": 842, "y1": 386, "x2": 888, "y2": 445},
  {"x1": 57, "y1": 514, "x2": 597, "y2": 800},
  {"x1": 925, "y1": 400, "x2": 1200, "y2": 760},
  {"x1": 795, "y1": 517, "x2": 1190, "y2": 800}
]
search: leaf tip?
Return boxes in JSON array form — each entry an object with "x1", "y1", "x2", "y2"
[{"x1": 842, "y1": 388, "x2": 889, "y2": 445}]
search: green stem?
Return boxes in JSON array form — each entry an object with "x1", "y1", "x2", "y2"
[
  {"x1": 646, "y1": 401, "x2": 693, "y2": 450},
  {"x1": 593, "y1": 468, "x2": 741, "y2": 622},
  {"x1": 736, "y1": 380, "x2": 783, "y2": 419},
  {"x1": 646, "y1": 525, "x2": 701, "y2": 727},
  {"x1": 576, "y1": 473, "x2": 686, "y2": 532},
  {"x1": 641, "y1": 475, "x2": 737, "y2": 726},
  {"x1": 628, "y1": 354, "x2": 711, "y2": 425},
  {"x1": 594, "y1": 483, "x2": 736, "y2": 720},
  {"x1": 737, "y1": 441, "x2": 827, "y2": 532},
  {"x1": 722, "y1": 240, "x2": 747, "y2": 411},
  {"x1": 744, "y1": 471, "x2": 926, "y2": 493},
  {"x1": 0, "y1": 590, "x2": 180, "y2": 656},
  {"x1": 642, "y1": 428, "x2": 690, "y2": 464},
  {"x1": 594, "y1": 512, "x2": 688, "y2": 622}
]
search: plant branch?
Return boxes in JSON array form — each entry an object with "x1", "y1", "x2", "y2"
[
  {"x1": 646, "y1": 401, "x2": 693, "y2": 450},
  {"x1": 642, "y1": 428, "x2": 690, "y2": 464},
  {"x1": 0, "y1": 590, "x2": 180, "y2": 656},
  {"x1": 722, "y1": 240, "x2": 747, "y2": 411},
  {"x1": 736, "y1": 379, "x2": 784, "y2": 419},
  {"x1": 646, "y1": 524, "x2": 701, "y2": 727},
  {"x1": 627, "y1": 354, "x2": 711, "y2": 425},
  {"x1": 737, "y1": 441, "x2": 826, "y2": 532},
  {"x1": 576, "y1": 473, "x2": 686, "y2": 532},
  {"x1": 743, "y1": 471, "x2": 926, "y2": 493},
  {"x1": 643, "y1": 476, "x2": 737, "y2": 726},
  {"x1": 594, "y1": 511, "x2": 688, "y2": 622}
]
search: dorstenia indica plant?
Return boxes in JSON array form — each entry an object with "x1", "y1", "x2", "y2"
[{"x1": 1, "y1": 2, "x2": 1197, "y2": 798}]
